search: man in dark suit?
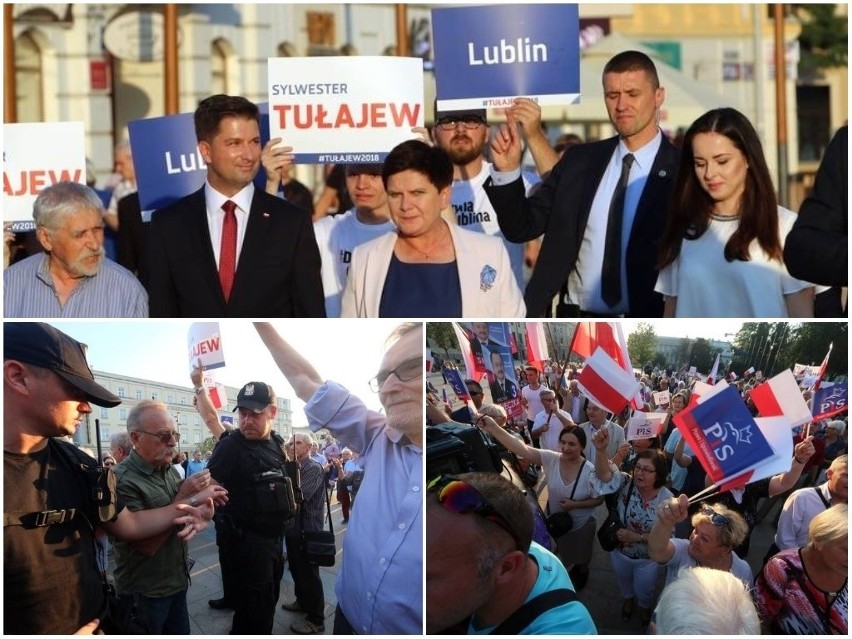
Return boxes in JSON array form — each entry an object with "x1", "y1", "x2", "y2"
[
  {"x1": 484, "y1": 51, "x2": 679, "y2": 318},
  {"x1": 147, "y1": 94, "x2": 325, "y2": 317},
  {"x1": 488, "y1": 351, "x2": 518, "y2": 403}
]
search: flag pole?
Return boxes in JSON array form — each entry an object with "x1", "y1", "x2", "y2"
[{"x1": 687, "y1": 483, "x2": 720, "y2": 504}]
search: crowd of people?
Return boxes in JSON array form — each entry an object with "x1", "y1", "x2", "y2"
[
  {"x1": 4, "y1": 321, "x2": 424, "y2": 635},
  {"x1": 426, "y1": 357, "x2": 848, "y2": 634},
  {"x1": 4, "y1": 50, "x2": 846, "y2": 319}
]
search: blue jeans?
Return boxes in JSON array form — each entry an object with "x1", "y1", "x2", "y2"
[{"x1": 119, "y1": 589, "x2": 190, "y2": 634}]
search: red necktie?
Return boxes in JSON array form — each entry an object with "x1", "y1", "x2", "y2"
[{"x1": 219, "y1": 200, "x2": 237, "y2": 301}]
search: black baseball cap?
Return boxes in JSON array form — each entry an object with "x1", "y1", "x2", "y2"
[
  {"x1": 3, "y1": 322, "x2": 121, "y2": 407},
  {"x1": 234, "y1": 381, "x2": 275, "y2": 412}
]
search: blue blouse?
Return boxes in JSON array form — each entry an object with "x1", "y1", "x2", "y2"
[{"x1": 378, "y1": 254, "x2": 462, "y2": 317}]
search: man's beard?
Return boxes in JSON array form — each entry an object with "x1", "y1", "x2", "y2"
[{"x1": 446, "y1": 136, "x2": 483, "y2": 166}]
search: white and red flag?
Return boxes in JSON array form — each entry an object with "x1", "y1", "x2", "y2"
[
  {"x1": 525, "y1": 322, "x2": 549, "y2": 370},
  {"x1": 208, "y1": 383, "x2": 227, "y2": 410},
  {"x1": 570, "y1": 322, "x2": 641, "y2": 409},
  {"x1": 577, "y1": 347, "x2": 640, "y2": 415},
  {"x1": 812, "y1": 343, "x2": 833, "y2": 391},
  {"x1": 749, "y1": 369, "x2": 812, "y2": 427},
  {"x1": 706, "y1": 353, "x2": 720, "y2": 385}
]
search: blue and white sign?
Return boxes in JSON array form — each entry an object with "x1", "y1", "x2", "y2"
[
  {"x1": 432, "y1": 4, "x2": 580, "y2": 111},
  {"x1": 129, "y1": 105, "x2": 273, "y2": 216}
]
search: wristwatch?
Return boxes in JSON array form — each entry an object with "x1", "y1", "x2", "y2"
[
  {"x1": 193, "y1": 386, "x2": 205, "y2": 395},
  {"x1": 189, "y1": 495, "x2": 198, "y2": 507}
]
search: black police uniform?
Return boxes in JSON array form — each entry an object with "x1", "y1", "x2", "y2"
[{"x1": 207, "y1": 430, "x2": 293, "y2": 634}]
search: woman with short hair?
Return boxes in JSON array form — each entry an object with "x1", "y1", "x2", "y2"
[{"x1": 755, "y1": 503, "x2": 848, "y2": 634}]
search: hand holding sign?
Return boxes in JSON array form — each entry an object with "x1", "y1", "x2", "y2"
[
  {"x1": 261, "y1": 137, "x2": 295, "y2": 191},
  {"x1": 188, "y1": 323, "x2": 226, "y2": 372},
  {"x1": 625, "y1": 412, "x2": 667, "y2": 442}
]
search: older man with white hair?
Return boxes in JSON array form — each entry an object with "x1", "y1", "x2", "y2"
[
  {"x1": 281, "y1": 432, "x2": 327, "y2": 634},
  {"x1": 4, "y1": 181, "x2": 148, "y2": 317}
]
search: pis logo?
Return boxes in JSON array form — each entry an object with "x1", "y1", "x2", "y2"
[{"x1": 702, "y1": 421, "x2": 754, "y2": 462}]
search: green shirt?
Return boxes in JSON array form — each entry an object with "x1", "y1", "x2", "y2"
[{"x1": 112, "y1": 450, "x2": 187, "y2": 597}]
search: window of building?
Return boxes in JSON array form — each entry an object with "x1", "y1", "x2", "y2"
[
  {"x1": 119, "y1": 408, "x2": 127, "y2": 420},
  {"x1": 151, "y1": 392, "x2": 158, "y2": 400},
  {"x1": 136, "y1": 389, "x2": 143, "y2": 400},
  {"x1": 101, "y1": 427, "x2": 111, "y2": 441},
  {"x1": 167, "y1": 394, "x2": 174, "y2": 404},
  {"x1": 180, "y1": 396, "x2": 187, "y2": 405},
  {"x1": 117, "y1": 387, "x2": 126, "y2": 398},
  {"x1": 211, "y1": 38, "x2": 229, "y2": 95},
  {"x1": 15, "y1": 30, "x2": 44, "y2": 122},
  {"x1": 100, "y1": 407, "x2": 109, "y2": 419}
]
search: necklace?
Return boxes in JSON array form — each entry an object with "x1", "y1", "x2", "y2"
[
  {"x1": 710, "y1": 212, "x2": 740, "y2": 222},
  {"x1": 397, "y1": 223, "x2": 450, "y2": 261}
]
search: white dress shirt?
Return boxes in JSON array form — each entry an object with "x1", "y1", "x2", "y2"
[{"x1": 204, "y1": 181, "x2": 254, "y2": 269}]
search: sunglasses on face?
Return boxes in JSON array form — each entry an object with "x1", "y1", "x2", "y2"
[
  {"x1": 137, "y1": 430, "x2": 181, "y2": 445},
  {"x1": 700, "y1": 505, "x2": 730, "y2": 526},
  {"x1": 427, "y1": 475, "x2": 521, "y2": 550}
]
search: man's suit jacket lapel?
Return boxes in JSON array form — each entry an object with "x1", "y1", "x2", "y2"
[
  {"x1": 573, "y1": 138, "x2": 620, "y2": 256},
  {"x1": 631, "y1": 139, "x2": 678, "y2": 231},
  {"x1": 186, "y1": 188, "x2": 229, "y2": 308}
]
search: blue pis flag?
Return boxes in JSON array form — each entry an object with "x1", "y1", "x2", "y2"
[
  {"x1": 674, "y1": 385, "x2": 774, "y2": 484},
  {"x1": 812, "y1": 382, "x2": 848, "y2": 422}
]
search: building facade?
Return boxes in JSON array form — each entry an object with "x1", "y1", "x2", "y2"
[{"x1": 75, "y1": 369, "x2": 295, "y2": 452}]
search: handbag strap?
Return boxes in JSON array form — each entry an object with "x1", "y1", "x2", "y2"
[
  {"x1": 491, "y1": 588, "x2": 577, "y2": 635},
  {"x1": 616, "y1": 479, "x2": 635, "y2": 523},
  {"x1": 567, "y1": 461, "x2": 587, "y2": 501}
]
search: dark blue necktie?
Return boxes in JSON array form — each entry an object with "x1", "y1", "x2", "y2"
[{"x1": 601, "y1": 153, "x2": 635, "y2": 308}]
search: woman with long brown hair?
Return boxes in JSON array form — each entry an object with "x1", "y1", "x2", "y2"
[{"x1": 656, "y1": 108, "x2": 814, "y2": 317}]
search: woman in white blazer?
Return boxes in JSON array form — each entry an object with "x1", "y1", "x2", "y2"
[{"x1": 340, "y1": 140, "x2": 525, "y2": 318}]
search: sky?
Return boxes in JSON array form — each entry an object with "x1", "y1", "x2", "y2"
[
  {"x1": 621, "y1": 319, "x2": 751, "y2": 343},
  {"x1": 50, "y1": 320, "x2": 404, "y2": 421}
]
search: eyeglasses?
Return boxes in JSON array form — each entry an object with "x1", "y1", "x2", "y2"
[
  {"x1": 136, "y1": 430, "x2": 181, "y2": 445},
  {"x1": 700, "y1": 505, "x2": 730, "y2": 526},
  {"x1": 467, "y1": 388, "x2": 483, "y2": 396},
  {"x1": 436, "y1": 116, "x2": 486, "y2": 131},
  {"x1": 368, "y1": 357, "x2": 422, "y2": 392},
  {"x1": 427, "y1": 475, "x2": 521, "y2": 550},
  {"x1": 633, "y1": 464, "x2": 657, "y2": 475}
]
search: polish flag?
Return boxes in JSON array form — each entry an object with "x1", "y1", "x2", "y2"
[
  {"x1": 452, "y1": 322, "x2": 478, "y2": 379},
  {"x1": 749, "y1": 369, "x2": 812, "y2": 427},
  {"x1": 570, "y1": 322, "x2": 641, "y2": 409},
  {"x1": 577, "y1": 348, "x2": 640, "y2": 415},
  {"x1": 208, "y1": 383, "x2": 227, "y2": 410},
  {"x1": 706, "y1": 353, "x2": 720, "y2": 385},
  {"x1": 812, "y1": 343, "x2": 833, "y2": 391},
  {"x1": 525, "y1": 322, "x2": 549, "y2": 369}
]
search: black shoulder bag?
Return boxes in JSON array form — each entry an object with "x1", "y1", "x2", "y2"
[
  {"x1": 597, "y1": 479, "x2": 634, "y2": 552},
  {"x1": 545, "y1": 461, "x2": 588, "y2": 538},
  {"x1": 302, "y1": 484, "x2": 336, "y2": 567},
  {"x1": 230, "y1": 431, "x2": 300, "y2": 521}
]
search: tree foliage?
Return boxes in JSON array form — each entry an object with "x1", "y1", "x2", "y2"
[
  {"x1": 689, "y1": 338, "x2": 720, "y2": 374},
  {"x1": 795, "y1": 4, "x2": 847, "y2": 73},
  {"x1": 627, "y1": 323, "x2": 657, "y2": 367},
  {"x1": 426, "y1": 323, "x2": 458, "y2": 358}
]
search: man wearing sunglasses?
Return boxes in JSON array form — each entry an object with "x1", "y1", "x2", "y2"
[
  {"x1": 253, "y1": 322, "x2": 423, "y2": 635},
  {"x1": 112, "y1": 401, "x2": 222, "y2": 633},
  {"x1": 427, "y1": 472, "x2": 595, "y2": 634},
  {"x1": 647, "y1": 494, "x2": 752, "y2": 589},
  {"x1": 3, "y1": 323, "x2": 218, "y2": 635}
]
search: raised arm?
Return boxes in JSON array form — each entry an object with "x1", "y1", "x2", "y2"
[
  {"x1": 647, "y1": 494, "x2": 688, "y2": 564},
  {"x1": 477, "y1": 414, "x2": 543, "y2": 466},
  {"x1": 768, "y1": 437, "x2": 815, "y2": 497},
  {"x1": 592, "y1": 428, "x2": 613, "y2": 483},
  {"x1": 673, "y1": 432, "x2": 692, "y2": 468},
  {"x1": 190, "y1": 360, "x2": 226, "y2": 441},
  {"x1": 253, "y1": 322, "x2": 323, "y2": 401}
]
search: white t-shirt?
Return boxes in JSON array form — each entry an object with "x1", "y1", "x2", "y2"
[
  {"x1": 533, "y1": 408, "x2": 574, "y2": 452},
  {"x1": 521, "y1": 384, "x2": 546, "y2": 422},
  {"x1": 451, "y1": 161, "x2": 538, "y2": 289},
  {"x1": 539, "y1": 450, "x2": 596, "y2": 530},
  {"x1": 655, "y1": 206, "x2": 812, "y2": 317},
  {"x1": 313, "y1": 208, "x2": 395, "y2": 317}
]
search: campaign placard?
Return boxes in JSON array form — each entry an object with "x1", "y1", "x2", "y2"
[
  {"x1": 188, "y1": 322, "x2": 226, "y2": 371},
  {"x1": 625, "y1": 412, "x2": 668, "y2": 441},
  {"x1": 3, "y1": 122, "x2": 86, "y2": 223},
  {"x1": 432, "y1": 4, "x2": 580, "y2": 111},
  {"x1": 652, "y1": 390, "x2": 671, "y2": 407},
  {"x1": 267, "y1": 56, "x2": 424, "y2": 163}
]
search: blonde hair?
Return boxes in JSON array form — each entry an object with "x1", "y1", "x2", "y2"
[
  {"x1": 692, "y1": 502, "x2": 749, "y2": 548},
  {"x1": 808, "y1": 503, "x2": 847, "y2": 548}
]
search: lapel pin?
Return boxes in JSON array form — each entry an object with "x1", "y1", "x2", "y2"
[
  {"x1": 480, "y1": 265, "x2": 496, "y2": 292},
  {"x1": 262, "y1": 212, "x2": 270, "y2": 218},
  {"x1": 658, "y1": 170, "x2": 667, "y2": 178}
]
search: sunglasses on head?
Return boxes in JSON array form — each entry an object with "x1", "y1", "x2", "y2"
[
  {"x1": 700, "y1": 505, "x2": 730, "y2": 526},
  {"x1": 427, "y1": 475, "x2": 521, "y2": 550}
]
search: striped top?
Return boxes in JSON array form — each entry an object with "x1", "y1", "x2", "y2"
[{"x1": 4, "y1": 252, "x2": 148, "y2": 318}]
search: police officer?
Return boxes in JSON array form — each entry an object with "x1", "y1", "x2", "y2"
[
  {"x1": 207, "y1": 381, "x2": 297, "y2": 634},
  {"x1": 3, "y1": 322, "x2": 217, "y2": 634}
]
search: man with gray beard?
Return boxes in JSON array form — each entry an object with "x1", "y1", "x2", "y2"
[{"x1": 4, "y1": 182, "x2": 148, "y2": 317}]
